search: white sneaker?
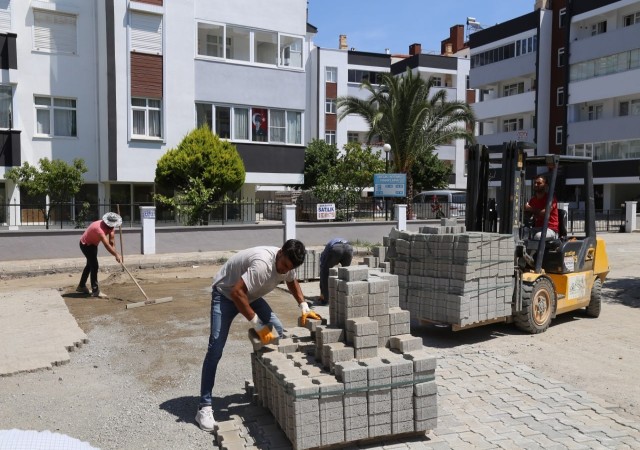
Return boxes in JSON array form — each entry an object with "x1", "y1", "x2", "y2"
[{"x1": 195, "y1": 405, "x2": 217, "y2": 432}]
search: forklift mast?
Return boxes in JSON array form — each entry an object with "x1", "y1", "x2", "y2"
[{"x1": 466, "y1": 142, "x2": 526, "y2": 238}]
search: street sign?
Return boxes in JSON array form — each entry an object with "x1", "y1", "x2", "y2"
[{"x1": 374, "y1": 174, "x2": 406, "y2": 198}]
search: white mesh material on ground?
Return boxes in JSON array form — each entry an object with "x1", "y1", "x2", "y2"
[{"x1": 0, "y1": 429, "x2": 98, "y2": 450}]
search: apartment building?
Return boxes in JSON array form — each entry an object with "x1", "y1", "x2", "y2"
[
  {"x1": 469, "y1": 0, "x2": 640, "y2": 209},
  {"x1": 312, "y1": 32, "x2": 472, "y2": 190},
  {"x1": 0, "y1": 0, "x2": 312, "y2": 223}
]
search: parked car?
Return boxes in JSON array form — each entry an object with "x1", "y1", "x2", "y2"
[{"x1": 412, "y1": 190, "x2": 466, "y2": 219}]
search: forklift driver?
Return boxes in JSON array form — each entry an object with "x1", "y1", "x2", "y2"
[{"x1": 525, "y1": 174, "x2": 559, "y2": 240}]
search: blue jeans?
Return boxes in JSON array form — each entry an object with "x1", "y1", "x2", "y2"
[{"x1": 199, "y1": 288, "x2": 283, "y2": 407}]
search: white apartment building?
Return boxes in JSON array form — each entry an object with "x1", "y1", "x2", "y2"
[
  {"x1": 469, "y1": 0, "x2": 640, "y2": 210},
  {"x1": 313, "y1": 37, "x2": 472, "y2": 190},
  {"x1": 0, "y1": 0, "x2": 312, "y2": 224},
  {"x1": 469, "y1": 10, "x2": 553, "y2": 153}
]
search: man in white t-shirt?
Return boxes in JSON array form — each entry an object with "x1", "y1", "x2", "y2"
[{"x1": 196, "y1": 239, "x2": 309, "y2": 432}]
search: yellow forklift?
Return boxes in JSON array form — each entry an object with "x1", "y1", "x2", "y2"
[{"x1": 466, "y1": 142, "x2": 609, "y2": 333}]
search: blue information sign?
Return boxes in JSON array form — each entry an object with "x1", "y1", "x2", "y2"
[{"x1": 374, "y1": 174, "x2": 406, "y2": 198}]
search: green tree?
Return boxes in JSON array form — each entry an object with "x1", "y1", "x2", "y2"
[
  {"x1": 301, "y1": 139, "x2": 338, "y2": 190},
  {"x1": 311, "y1": 142, "x2": 384, "y2": 219},
  {"x1": 337, "y1": 68, "x2": 475, "y2": 216},
  {"x1": 411, "y1": 151, "x2": 453, "y2": 193},
  {"x1": 6, "y1": 158, "x2": 87, "y2": 229},
  {"x1": 333, "y1": 142, "x2": 385, "y2": 196},
  {"x1": 155, "y1": 126, "x2": 245, "y2": 225}
]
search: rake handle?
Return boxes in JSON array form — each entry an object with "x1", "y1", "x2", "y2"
[{"x1": 121, "y1": 263, "x2": 150, "y2": 301}]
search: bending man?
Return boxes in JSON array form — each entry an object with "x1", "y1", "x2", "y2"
[
  {"x1": 318, "y1": 238, "x2": 353, "y2": 305},
  {"x1": 196, "y1": 239, "x2": 309, "y2": 432}
]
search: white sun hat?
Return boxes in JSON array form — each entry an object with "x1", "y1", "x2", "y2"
[{"x1": 102, "y1": 212, "x2": 123, "y2": 228}]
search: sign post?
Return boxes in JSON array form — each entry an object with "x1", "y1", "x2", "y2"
[{"x1": 374, "y1": 174, "x2": 406, "y2": 220}]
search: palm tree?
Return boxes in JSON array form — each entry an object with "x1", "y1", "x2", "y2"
[{"x1": 336, "y1": 68, "x2": 475, "y2": 217}]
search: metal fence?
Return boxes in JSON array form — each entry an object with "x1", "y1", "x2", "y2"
[
  {"x1": 567, "y1": 208, "x2": 626, "y2": 234},
  {"x1": 0, "y1": 199, "x2": 628, "y2": 232}
]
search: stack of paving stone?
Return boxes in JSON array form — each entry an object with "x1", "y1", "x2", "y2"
[
  {"x1": 385, "y1": 224, "x2": 515, "y2": 327},
  {"x1": 297, "y1": 249, "x2": 320, "y2": 281},
  {"x1": 249, "y1": 265, "x2": 437, "y2": 449}
]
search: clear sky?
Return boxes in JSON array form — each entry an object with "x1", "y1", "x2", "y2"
[{"x1": 307, "y1": 0, "x2": 535, "y2": 55}]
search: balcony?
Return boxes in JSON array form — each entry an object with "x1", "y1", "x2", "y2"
[
  {"x1": 570, "y1": 67, "x2": 640, "y2": 104},
  {"x1": 470, "y1": 52, "x2": 536, "y2": 89},
  {"x1": 0, "y1": 129, "x2": 21, "y2": 167},
  {"x1": 475, "y1": 128, "x2": 535, "y2": 147},
  {"x1": 472, "y1": 91, "x2": 535, "y2": 121},
  {"x1": 570, "y1": 23, "x2": 640, "y2": 64},
  {"x1": 567, "y1": 115, "x2": 640, "y2": 145}
]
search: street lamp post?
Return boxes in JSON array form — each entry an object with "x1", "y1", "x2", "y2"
[{"x1": 383, "y1": 143, "x2": 391, "y2": 221}]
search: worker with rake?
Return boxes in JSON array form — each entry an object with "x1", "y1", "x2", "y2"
[
  {"x1": 196, "y1": 239, "x2": 320, "y2": 432},
  {"x1": 76, "y1": 212, "x2": 122, "y2": 298}
]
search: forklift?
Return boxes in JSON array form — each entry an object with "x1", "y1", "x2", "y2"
[{"x1": 466, "y1": 142, "x2": 610, "y2": 333}]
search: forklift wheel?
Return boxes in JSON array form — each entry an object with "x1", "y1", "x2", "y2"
[
  {"x1": 585, "y1": 278, "x2": 602, "y2": 318},
  {"x1": 515, "y1": 277, "x2": 555, "y2": 334}
]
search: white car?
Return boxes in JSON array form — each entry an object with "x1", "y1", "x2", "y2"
[{"x1": 412, "y1": 190, "x2": 466, "y2": 219}]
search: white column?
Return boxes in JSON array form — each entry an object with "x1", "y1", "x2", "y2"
[
  {"x1": 140, "y1": 206, "x2": 156, "y2": 254},
  {"x1": 625, "y1": 201, "x2": 637, "y2": 233},
  {"x1": 7, "y1": 180, "x2": 20, "y2": 229},
  {"x1": 283, "y1": 204, "x2": 297, "y2": 242},
  {"x1": 395, "y1": 204, "x2": 407, "y2": 231}
]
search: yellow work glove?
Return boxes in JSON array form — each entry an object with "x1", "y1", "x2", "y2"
[
  {"x1": 299, "y1": 301, "x2": 322, "y2": 326},
  {"x1": 249, "y1": 314, "x2": 278, "y2": 345}
]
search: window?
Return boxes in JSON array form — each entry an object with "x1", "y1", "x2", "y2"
[
  {"x1": 503, "y1": 118, "x2": 524, "y2": 132},
  {"x1": 0, "y1": 0, "x2": 10, "y2": 33},
  {"x1": 196, "y1": 22, "x2": 303, "y2": 69},
  {"x1": 624, "y1": 11, "x2": 640, "y2": 27},
  {"x1": 251, "y1": 107, "x2": 268, "y2": 142},
  {"x1": 269, "y1": 109, "x2": 286, "y2": 143},
  {"x1": 216, "y1": 106, "x2": 230, "y2": 139},
  {"x1": 233, "y1": 107, "x2": 248, "y2": 140},
  {"x1": 197, "y1": 23, "x2": 227, "y2": 58},
  {"x1": 432, "y1": 77, "x2": 442, "y2": 87},
  {"x1": 280, "y1": 35, "x2": 302, "y2": 68},
  {"x1": 559, "y1": 8, "x2": 567, "y2": 28},
  {"x1": 555, "y1": 126, "x2": 563, "y2": 145},
  {"x1": 556, "y1": 87, "x2": 564, "y2": 106},
  {"x1": 227, "y1": 26, "x2": 250, "y2": 62},
  {"x1": 326, "y1": 67, "x2": 337, "y2": 83},
  {"x1": 587, "y1": 104, "x2": 603, "y2": 121},
  {"x1": 325, "y1": 131, "x2": 336, "y2": 145},
  {"x1": 255, "y1": 30, "x2": 277, "y2": 65},
  {"x1": 0, "y1": 84, "x2": 12, "y2": 128},
  {"x1": 196, "y1": 102, "x2": 213, "y2": 129},
  {"x1": 503, "y1": 82, "x2": 524, "y2": 97},
  {"x1": 197, "y1": 103, "x2": 300, "y2": 143},
  {"x1": 348, "y1": 69, "x2": 383, "y2": 84},
  {"x1": 325, "y1": 99, "x2": 336, "y2": 114},
  {"x1": 131, "y1": 97, "x2": 161, "y2": 138},
  {"x1": 558, "y1": 48, "x2": 565, "y2": 67},
  {"x1": 347, "y1": 132, "x2": 359, "y2": 143},
  {"x1": 619, "y1": 99, "x2": 640, "y2": 116},
  {"x1": 33, "y1": 10, "x2": 77, "y2": 54},
  {"x1": 286, "y1": 111, "x2": 301, "y2": 144},
  {"x1": 35, "y1": 96, "x2": 77, "y2": 137},
  {"x1": 130, "y1": 11, "x2": 162, "y2": 55},
  {"x1": 591, "y1": 20, "x2": 607, "y2": 36}
]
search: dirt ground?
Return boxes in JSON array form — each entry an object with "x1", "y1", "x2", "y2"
[{"x1": 1, "y1": 233, "x2": 640, "y2": 449}]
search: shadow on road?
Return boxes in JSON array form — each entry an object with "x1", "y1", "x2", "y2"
[{"x1": 602, "y1": 277, "x2": 640, "y2": 308}]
